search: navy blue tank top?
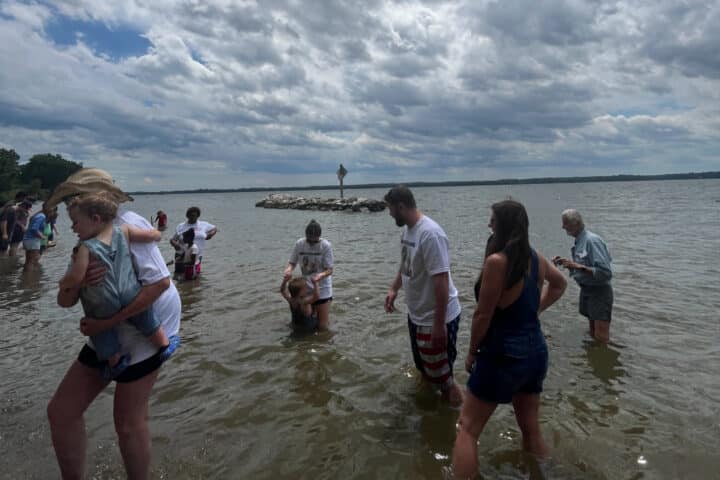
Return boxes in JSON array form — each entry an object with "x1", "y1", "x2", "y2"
[{"x1": 479, "y1": 249, "x2": 547, "y2": 357}]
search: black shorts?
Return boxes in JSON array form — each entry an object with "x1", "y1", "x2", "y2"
[
  {"x1": 78, "y1": 344, "x2": 163, "y2": 383},
  {"x1": 0, "y1": 237, "x2": 8, "y2": 251},
  {"x1": 579, "y1": 284, "x2": 613, "y2": 322},
  {"x1": 312, "y1": 297, "x2": 333, "y2": 306},
  {"x1": 10, "y1": 229, "x2": 23, "y2": 244}
]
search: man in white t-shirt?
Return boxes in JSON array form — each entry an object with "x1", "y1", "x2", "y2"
[
  {"x1": 383, "y1": 185, "x2": 463, "y2": 406},
  {"x1": 44, "y1": 168, "x2": 181, "y2": 480}
]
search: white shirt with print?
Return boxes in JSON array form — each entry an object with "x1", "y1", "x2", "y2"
[
  {"x1": 399, "y1": 215, "x2": 461, "y2": 326},
  {"x1": 289, "y1": 237, "x2": 334, "y2": 300}
]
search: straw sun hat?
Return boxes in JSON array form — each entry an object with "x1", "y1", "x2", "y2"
[{"x1": 46, "y1": 168, "x2": 133, "y2": 209}]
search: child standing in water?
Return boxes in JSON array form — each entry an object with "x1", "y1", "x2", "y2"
[
  {"x1": 171, "y1": 228, "x2": 200, "y2": 280},
  {"x1": 152, "y1": 210, "x2": 168, "y2": 230},
  {"x1": 59, "y1": 193, "x2": 178, "y2": 379},
  {"x1": 280, "y1": 276, "x2": 320, "y2": 330}
]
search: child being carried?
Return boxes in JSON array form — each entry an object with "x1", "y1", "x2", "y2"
[
  {"x1": 280, "y1": 276, "x2": 319, "y2": 331},
  {"x1": 59, "y1": 193, "x2": 179, "y2": 380}
]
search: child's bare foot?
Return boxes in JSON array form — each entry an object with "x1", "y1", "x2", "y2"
[{"x1": 149, "y1": 329, "x2": 170, "y2": 349}]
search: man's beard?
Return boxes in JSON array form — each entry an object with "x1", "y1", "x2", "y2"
[{"x1": 395, "y1": 216, "x2": 406, "y2": 227}]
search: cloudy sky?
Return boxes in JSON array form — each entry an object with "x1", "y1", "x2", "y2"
[{"x1": 1, "y1": 0, "x2": 718, "y2": 191}]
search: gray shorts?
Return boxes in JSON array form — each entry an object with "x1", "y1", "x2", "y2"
[
  {"x1": 579, "y1": 284, "x2": 613, "y2": 322},
  {"x1": 23, "y1": 238, "x2": 42, "y2": 251}
]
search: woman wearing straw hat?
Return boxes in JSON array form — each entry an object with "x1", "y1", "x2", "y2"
[{"x1": 45, "y1": 168, "x2": 181, "y2": 480}]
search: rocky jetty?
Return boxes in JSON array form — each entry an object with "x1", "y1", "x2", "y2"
[{"x1": 256, "y1": 193, "x2": 386, "y2": 212}]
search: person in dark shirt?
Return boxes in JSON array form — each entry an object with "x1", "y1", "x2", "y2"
[
  {"x1": 0, "y1": 191, "x2": 27, "y2": 255},
  {"x1": 6, "y1": 199, "x2": 32, "y2": 257}
]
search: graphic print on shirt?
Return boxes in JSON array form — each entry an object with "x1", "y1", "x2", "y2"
[
  {"x1": 300, "y1": 251, "x2": 322, "y2": 276},
  {"x1": 400, "y1": 239, "x2": 414, "y2": 277}
]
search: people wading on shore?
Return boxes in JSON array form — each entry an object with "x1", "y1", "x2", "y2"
[
  {"x1": 283, "y1": 219, "x2": 334, "y2": 330},
  {"x1": 452, "y1": 200, "x2": 566, "y2": 479},
  {"x1": 45, "y1": 168, "x2": 181, "y2": 480},
  {"x1": 553, "y1": 209, "x2": 614, "y2": 343},
  {"x1": 383, "y1": 185, "x2": 463, "y2": 406}
]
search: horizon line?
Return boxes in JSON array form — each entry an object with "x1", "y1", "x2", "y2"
[{"x1": 129, "y1": 170, "x2": 720, "y2": 196}]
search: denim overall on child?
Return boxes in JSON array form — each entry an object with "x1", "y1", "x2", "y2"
[{"x1": 80, "y1": 226, "x2": 161, "y2": 361}]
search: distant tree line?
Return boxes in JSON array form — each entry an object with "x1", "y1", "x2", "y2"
[
  {"x1": 0, "y1": 148, "x2": 83, "y2": 204},
  {"x1": 129, "y1": 170, "x2": 720, "y2": 196}
]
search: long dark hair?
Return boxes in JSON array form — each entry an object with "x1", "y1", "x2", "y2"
[{"x1": 474, "y1": 200, "x2": 531, "y2": 300}]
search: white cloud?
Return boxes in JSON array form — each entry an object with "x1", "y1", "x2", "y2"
[{"x1": 0, "y1": 0, "x2": 718, "y2": 191}]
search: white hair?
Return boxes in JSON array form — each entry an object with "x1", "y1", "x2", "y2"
[{"x1": 561, "y1": 209, "x2": 584, "y2": 228}]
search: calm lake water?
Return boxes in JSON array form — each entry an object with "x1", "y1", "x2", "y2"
[{"x1": 1, "y1": 180, "x2": 719, "y2": 479}]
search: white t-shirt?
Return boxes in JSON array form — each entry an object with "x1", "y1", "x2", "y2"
[
  {"x1": 289, "y1": 237, "x2": 334, "y2": 299},
  {"x1": 85, "y1": 209, "x2": 181, "y2": 365},
  {"x1": 175, "y1": 220, "x2": 215, "y2": 257},
  {"x1": 399, "y1": 215, "x2": 461, "y2": 326},
  {"x1": 185, "y1": 243, "x2": 200, "y2": 264}
]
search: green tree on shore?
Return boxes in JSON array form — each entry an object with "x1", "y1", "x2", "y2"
[
  {"x1": 0, "y1": 148, "x2": 21, "y2": 191},
  {"x1": 20, "y1": 154, "x2": 83, "y2": 192},
  {"x1": 0, "y1": 149, "x2": 82, "y2": 203}
]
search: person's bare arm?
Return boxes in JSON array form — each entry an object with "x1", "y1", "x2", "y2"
[
  {"x1": 57, "y1": 249, "x2": 107, "y2": 307},
  {"x1": 539, "y1": 255, "x2": 567, "y2": 312},
  {"x1": 384, "y1": 270, "x2": 402, "y2": 313},
  {"x1": 280, "y1": 278, "x2": 292, "y2": 302},
  {"x1": 302, "y1": 278, "x2": 320, "y2": 305},
  {"x1": 431, "y1": 272, "x2": 450, "y2": 347},
  {"x1": 466, "y1": 254, "x2": 506, "y2": 371},
  {"x1": 58, "y1": 245, "x2": 90, "y2": 296},
  {"x1": 283, "y1": 262, "x2": 296, "y2": 281},
  {"x1": 169, "y1": 234, "x2": 182, "y2": 249},
  {"x1": 205, "y1": 227, "x2": 218, "y2": 240},
  {"x1": 311, "y1": 266, "x2": 333, "y2": 282},
  {"x1": 123, "y1": 224, "x2": 161, "y2": 243}
]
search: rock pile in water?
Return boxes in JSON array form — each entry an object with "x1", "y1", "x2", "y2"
[{"x1": 255, "y1": 193, "x2": 386, "y2": 212}]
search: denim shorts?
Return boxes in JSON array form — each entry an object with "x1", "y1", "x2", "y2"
[
  {"x1": 467, "y1": 346, "x2": 548, "y2": 404},
  {"x1": 22, "y1": 238, "x2": 42, "y2": 251},
  {"x1": 579, "y1": 284, "x2": 613, "y2": 322}
]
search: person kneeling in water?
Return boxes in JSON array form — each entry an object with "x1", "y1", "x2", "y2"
[{"x1": 280, "y1": 276, "x2": 319, "y2": 331}]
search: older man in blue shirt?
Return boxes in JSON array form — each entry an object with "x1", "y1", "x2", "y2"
[{"x1": 554, "y1": 209, "x2": 613, "y2": 342}]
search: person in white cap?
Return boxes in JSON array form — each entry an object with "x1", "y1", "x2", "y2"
[{"x1": 45, "y1": 168, "x2": 181, "y2": 480}]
